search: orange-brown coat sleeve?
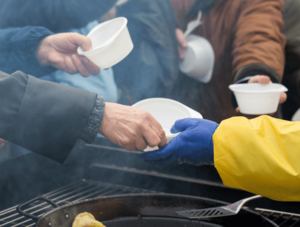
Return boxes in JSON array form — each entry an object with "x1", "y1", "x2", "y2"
[{"x1": 232, "y1": 0, "x2": 286, "y2": 82}]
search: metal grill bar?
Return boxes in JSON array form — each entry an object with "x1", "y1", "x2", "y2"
[
  {"x1": 0, "y1": 181, "x2": 83, "y2": 217},
  {"x1": 86, "y1": 144, "x2": 143, "y2": 155},
  {"x1": 91, "y1": 163, "x2": 233, "y2": 189},
  {"x1": 0, "y1": 180, "x2": 156, "y2": 227},
  {"x1": 255, "y1": 208, "x2": 300, "y2": 227}
]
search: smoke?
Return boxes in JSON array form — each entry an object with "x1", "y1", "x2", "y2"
[{"x1": 0, "y1": 141, "x2": 82, "y2": 211}]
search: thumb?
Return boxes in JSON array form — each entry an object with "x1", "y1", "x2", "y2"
[
  {"x1": 171, "y1": 118, "x2": 199, "y2": 133},
  {"x1": 71, "y1": 33, "x2": 92, "y2": 52},
  {"x1": 140, "y1": 144, "x2": 174, "y2": 162}
]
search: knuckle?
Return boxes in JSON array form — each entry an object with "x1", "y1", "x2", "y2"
[
  {"x1": 125, "y1": 145, "x2": 136, "y2": 152},
  {"x1": 137, "y1": 143, "x2": 147, "y2": 151},
  {"x1": 122, "y1": 138, "x2": 132, "y2": 146},
  {"x1": 147, "y1": 137, "x2": 160, "y2": 147},
  {"x1": 157, "y1": 128, "x2": 166, "y2": 139}
]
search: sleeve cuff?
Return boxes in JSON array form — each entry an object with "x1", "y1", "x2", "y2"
[
  {"x1": 234, "y1": 63, "x2": 281, "y2": 84},
  {"x1": 79, "y1": 95, "x2": 105, "y2": 143},
  {"x1": 25, "y1": 27, "x2": 57, "y2": 77}
]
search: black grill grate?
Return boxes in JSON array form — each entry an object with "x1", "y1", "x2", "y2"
[
  {"x1": 0, "y1": 180, "x2": 156, "y2": 227},
  {"x1": 0, "y1": 179, "x2": 299, "y2": 227},
  {"x1": 254, "y1": 208, "x2": 300, "y2": 227}
]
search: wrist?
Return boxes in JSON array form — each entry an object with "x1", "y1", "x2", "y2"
[
  {"x1": 98, "y1": 102, "x2": 112, "y2": 136},
  {"x1": 35, "y1": 36, "x2": 51, "y2": 67},
  {"x1": 208, "y1": 122, "x2": 219, "y2": 165}
]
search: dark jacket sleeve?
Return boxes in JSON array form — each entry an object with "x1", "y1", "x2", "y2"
[
  {"x1": 0, "y1": 27, "x2": 56, "y2": 77},
  {"x1": 0, "y1": 70, "x2": 97, "y2": 163},
  {"x1": 0, "y1": 0, "x2": 118, "y2": 32}
]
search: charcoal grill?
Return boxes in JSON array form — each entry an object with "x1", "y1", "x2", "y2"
[
  {"x1": 0, "y1": 180, "x2": 297, "y2": 226},
  {"x1": 0, "y1": 138, "x2": 299, "y2": 226},
  {"x1": 0, "y1": 180, "x2": 157, "y2": 226}
]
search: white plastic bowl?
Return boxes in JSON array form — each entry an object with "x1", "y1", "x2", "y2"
[
  {"x1": 132, "y1": 98, "x2": 202, "y2": 151},
  {"x1": 77, "y1": 17, "x2": 133, "y2": 69},
  {"x1": 179, "y1": 35, "x2": 215, "y2": 83},
  {"x1": 229, "y1": 83, "x2": 288, "y2": 115}
]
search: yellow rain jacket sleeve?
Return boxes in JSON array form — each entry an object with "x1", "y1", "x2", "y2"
[{"x1": 213, "y1": 115, "x2": 300, "y2": 201}]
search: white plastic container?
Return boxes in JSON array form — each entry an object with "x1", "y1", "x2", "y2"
[
  {"x1": 132, "y1": 98, "x2": 202, "y2": 151},
  {"x1": 229, "y1": 83, "x2": 288, "y2": 115},
  {"x1": 179, "y1": 35, "x2": 215, "y2": 83},
  {"x1": 77, "y1": 17, "x2": 133, "y2": 69}
]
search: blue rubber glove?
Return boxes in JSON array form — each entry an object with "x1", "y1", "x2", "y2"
[{"x1": 140, "y1": 118, "x2": 219, "y2": 166}]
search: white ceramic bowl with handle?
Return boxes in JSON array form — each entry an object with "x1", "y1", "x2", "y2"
[
  {"x1": 77, "y1": 17, "x2": 133, "y2": 69},
  {"x1": 132, "y1": 98, "x2": 202, "y2": 152},
  {"x1": 229, "y1": 83, "x2": 288, "y2": 115}
]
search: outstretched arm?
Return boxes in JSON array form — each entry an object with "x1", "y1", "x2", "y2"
[
  {"x1": 0, "y1": 27, "x2": 99, "y2": 77},
  {"x1": 141, "y1": 116, "x2": 300, "y2": 201},
  {"x1": 214, "y1": 115, "x2": 300, "y2": 201}
]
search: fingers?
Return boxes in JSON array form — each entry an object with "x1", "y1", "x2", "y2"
[
  {"x1": 142, "y1": 126, "x2": 163, "y2": 148},
  {"x1": 81, "y1": 58, "x2": 101, "y2": 76},
  {"x1": 64, "y1": 56, "x2": 78, "y2": 74},
  {"x1": 148, "y1": 117, "x2": 167, "y2": 148},
  {"x1": 176, "y1": 29, "x2": 187, "y2": 60},
  {"x1": 71, "y1": 55, "x2": 100, "y2": 77},
  {"x1": 247, "y1": 75, "x2": 287, "y2": 104},
  {"x1": 70, "y1": 33, "x2": 93, "y2": 52},
  {"x1": 279, "y1": 92, "x2": 287, "y2": 104},
  {"x1": 68, "y1": 33, "x2": 100, "y2": 76},
  {"x1": 235, "y1": 107, "x2": 240, "y2": 113},
  {"x1": 171, "y1": 118, "x2": 198, "y2": 133},
  {"x1": 135, "y1": 136, "x2": 147, "y2": 151},
  {"x1": 178, "y1": 46, "x2": 185, "y2": 60},
  {"x1": 248, "y1": 75, "x2": 271, "y2": 84},
  {"x1": 72, "y1": 34, "x2": 100, "y2": 75},
  {"x1": 176, "y1": 29, "x2": 187, "y2": 49},
  {"x1": 140, "y1": 144, "x2": 174, "y2": 161},
  {"x1": 0, "y1": 139, "x2": 6, "y2": 149},
  {"x1": 71, "y1": 55, "x2": 90, "y2": 77}
]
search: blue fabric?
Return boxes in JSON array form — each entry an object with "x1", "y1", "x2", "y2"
[
  {"x1": 0, "y1": 0, "x2": 118, "y2": 32},
  {"x1": 0, "y1": 26, "x2": 55, "y2": 77},
  {"x1": 140, "y1": 118, "x2": 219, "y2": 166},
  {"x1": 40, "y1": 21, "x2": 118, "y2": 103}
]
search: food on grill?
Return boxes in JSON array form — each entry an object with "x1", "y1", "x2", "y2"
[{"x1": 72, "y1": 212, "x2": 105, "y2": 227}]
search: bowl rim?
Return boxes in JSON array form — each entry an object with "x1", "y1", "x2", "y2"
[
  {"x1": 133, "y1": 98, "x2": 191, "y2": 117},
  {"x1": 229, "y1": 83, "x2": 288, "y2": 94},
  {"x1": 78, "y1": 17, "x2": 128, "y2": 55}
]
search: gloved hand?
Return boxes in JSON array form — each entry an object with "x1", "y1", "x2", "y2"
[{"x1": 140, "y1": 118, "x2": 219, "y2": 166}]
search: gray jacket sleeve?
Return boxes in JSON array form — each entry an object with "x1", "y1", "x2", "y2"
[{"x1": 0, "y1": 70, "x2": 102, "y2": 163}]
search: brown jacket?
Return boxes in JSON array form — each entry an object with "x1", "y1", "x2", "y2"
[{"x1": 169, "y1": 0, "x2": 286, "y2": 122}]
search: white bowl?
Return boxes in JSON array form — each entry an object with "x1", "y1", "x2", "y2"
[
  {"x1": 229, "y1": 83, "x2": 288, "y2": 115},
  {"x1": 179, "y1": 35, "x2": 215, "y2": 83},
  {"x1": 77, "y1": 17, "x2": 133, "y2": 69},
  {"x1": 132, "y1": 98, "x2": 202, "y2": 151}
]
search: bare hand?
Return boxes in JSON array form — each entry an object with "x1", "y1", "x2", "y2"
[
  {"x1": 0, "y1": 138, "x2": 6, "y2": 149},
  {"x1": 176, "y1": 29, "x2": 187, "y2": 60},
  {"x1": 236, "y1": 75, "x2": 287, "y2": 113},
  {"x1": 36, "y1": 33, "x2": 100, "y2": 77},
  {"x1": 99, "y1": 103, "x2": 167, "y2": 151}
]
